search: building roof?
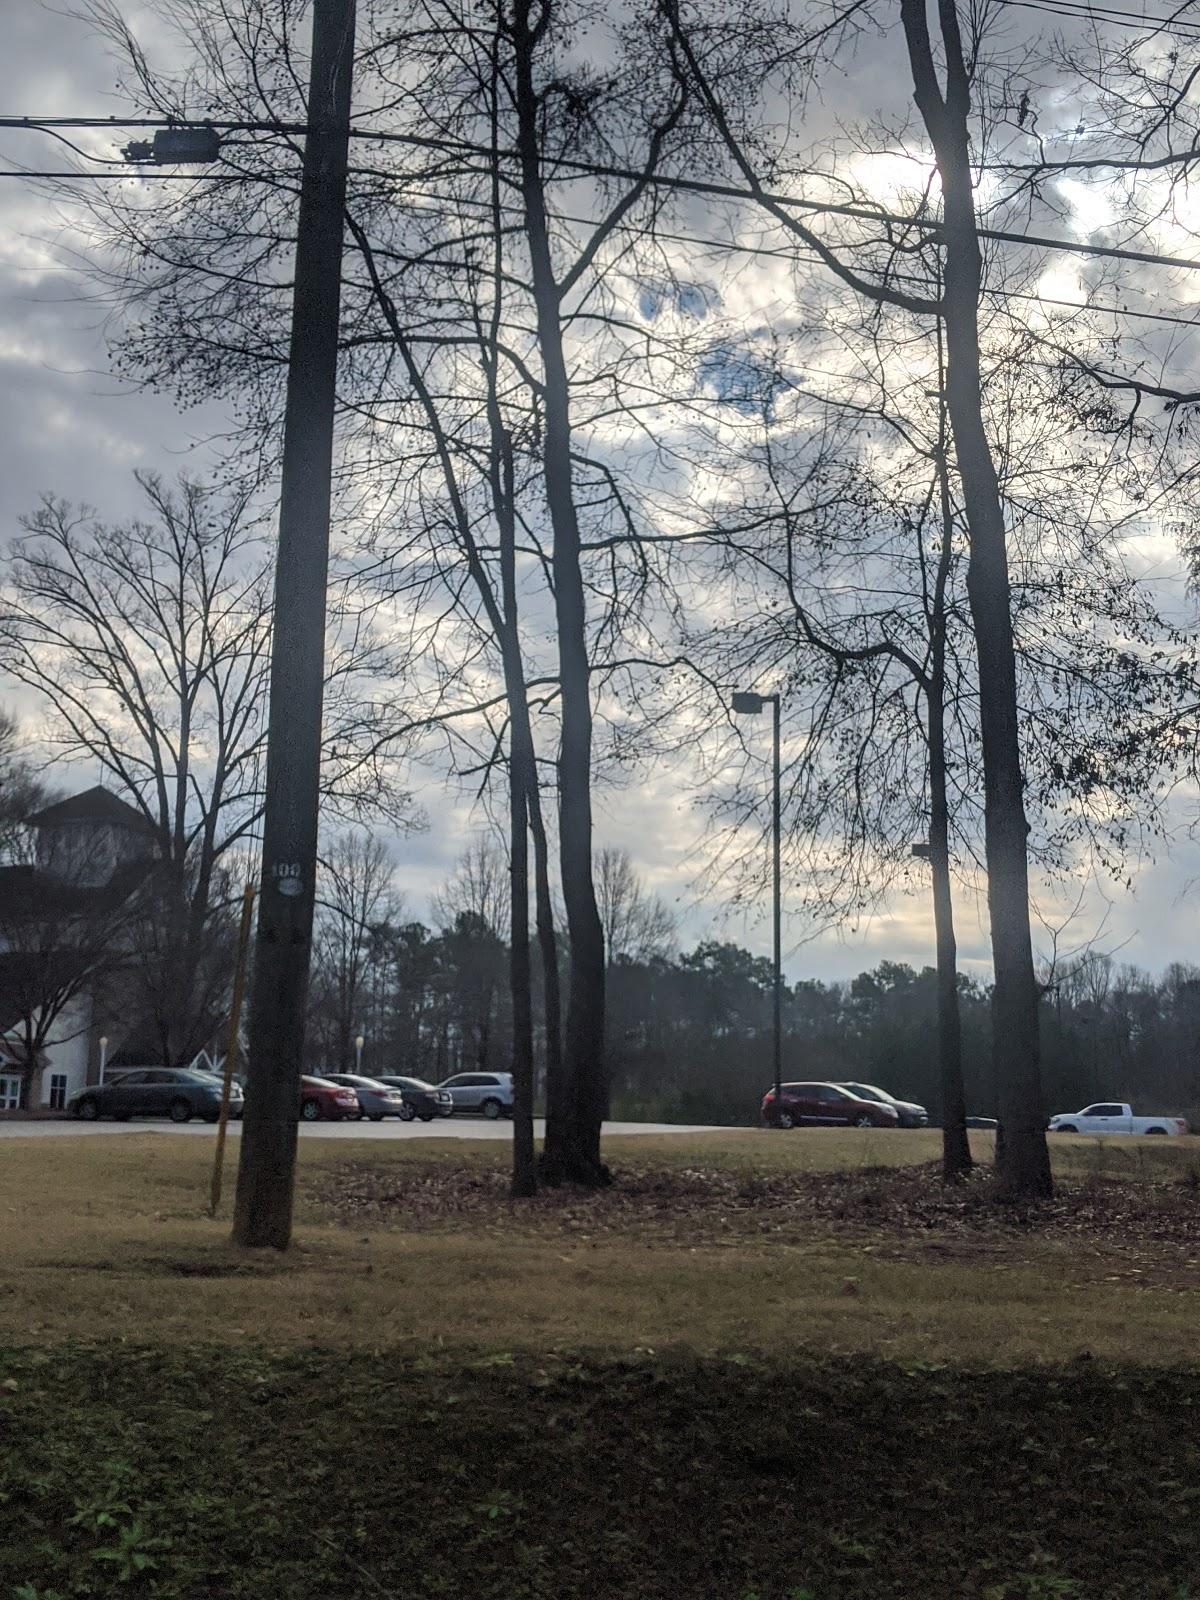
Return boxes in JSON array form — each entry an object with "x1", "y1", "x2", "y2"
[{"x1": 27, "y1": 786, "x2": 158, "y2": 835}]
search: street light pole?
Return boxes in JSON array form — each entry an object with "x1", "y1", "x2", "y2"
[
  {"x1": 731, "y1": 690, "x2": 783, "y2": 1113},
  {"x1": 355, "y1": 1034, "x2": 364, "y2": 1074},
  {"x1": 771, "y1": 692, "x2": 782, "y2": 1111},
  {"x1": 232, "y1": 0, "x2": 357, "y2": 1251}
]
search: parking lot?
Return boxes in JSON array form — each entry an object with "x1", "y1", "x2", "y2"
[{"x1": 0, "y1": 1116, "x2": 721, "y2": 1140}]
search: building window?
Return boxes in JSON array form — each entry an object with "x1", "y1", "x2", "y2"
[
  {"x1": 48, "y1": 1073, "x2": 69, "y2": 1111},
  {"x1": 0, "y1": 1076, "x2": 21, "y2": 1111}
]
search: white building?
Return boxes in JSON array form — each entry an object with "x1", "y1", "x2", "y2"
[{"x1": 0, "y1": 786, "x2": 159, "y2": 1111}]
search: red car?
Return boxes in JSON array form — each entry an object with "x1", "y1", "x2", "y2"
[
  {"x1": 761, "y1": 1081, "x2": 900, "y2": 1130},
  {"x1": 299, "y1": 1075, "x2": 361, "y2": 1121}
]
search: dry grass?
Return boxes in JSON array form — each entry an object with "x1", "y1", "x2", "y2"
[{"x1": 4, "y1": 1128, "x2": 1200, "y2": 1366}]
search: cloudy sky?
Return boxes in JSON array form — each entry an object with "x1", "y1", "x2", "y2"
[{"x1": 2, "y1": 0, "x2": 1198, "y2": 984}]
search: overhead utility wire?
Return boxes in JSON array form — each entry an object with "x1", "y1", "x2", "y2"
[
  {"x1": 393, "y1": 175, "x2": 1200, "y2": 333},
  {"x1": 5, "y1": 113, "x2": 1200, "y2": 276},
  {"x1": 995, "y1": 0, "x2": 1200, "y2": 34}
]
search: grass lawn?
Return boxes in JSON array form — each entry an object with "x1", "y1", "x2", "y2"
[{"x1": 4, "y1": 1128, "x2": 1200, "y2": 1598}]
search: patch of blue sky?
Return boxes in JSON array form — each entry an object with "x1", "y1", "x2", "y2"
[{"x1": 637, "y1": 278, "x2": 720, "y2": 322}]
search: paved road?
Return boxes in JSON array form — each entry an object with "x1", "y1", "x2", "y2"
[{"x1": 0, "y1": 1116, "x2": 723, "y2": 1140}]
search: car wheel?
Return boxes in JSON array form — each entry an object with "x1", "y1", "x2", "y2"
[
  {"x1": 854, "y1": 1114, "x2": 875, "y2": 1129},
  {"x1": 75, "y1": 1096, "x2": 100, "y2": 1121},
  {"x1": 775, "y1": 1109, "x2": 796, "y2": 1130},
  {"x1": 169, "y1": 1098, "x2": 192, "y2": 1124},
  {"x1": 1145, "y1": 1126, "x2": 1168, "y2": 1135},
  {"x1": 398, "y1": 1102, "x2": 416, "y2": 1122},
  {"x1": 300, "y1": 1099, "x2": 322, "y2": 1121},
  {"x1": 1057, "y1": 1124, "x2": 1077, "y2": 1134},
  {"x1": 481, "y1": 1098, "x2": 502, "y2": 1120}
]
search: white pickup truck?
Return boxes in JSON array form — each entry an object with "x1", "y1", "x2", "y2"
[{"x1": 1047, "y1": 1102, "x2": 1189, "y2": 1137}]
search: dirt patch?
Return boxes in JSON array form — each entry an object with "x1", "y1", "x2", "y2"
[
  {"x1": 316, "y1": 1156, "x2": 1200, "y2": 1237},
  {"x1": 33, "y1": 1253, "x2": 286, "y2": 1281},
  {"x1": 313, "y1": 1157, "x2": 1200, "y2": 1284}
]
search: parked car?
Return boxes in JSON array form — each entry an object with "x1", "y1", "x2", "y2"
[
  {"x1": 964, "y1": 1116, "x2": 999, "y2": 1130},
  {"x1": 839, "y1": 1082, "x2": 929, "y2": 1128},
  {"x1": 374, "y1": 1076, "x2": 454, "y2": 1122},
  {"x1": 318, "y1": 1073, "x2": 408, "y2": 1121},
  {"x1": 70, "y1": 1068, "x2": 242, "y2": 1125},
  {"x1": 1048, "y1": 1102, "x2": 1188, "y2": 1137},
  {"x1": 437, "y1": 1071, "x2": 515, "y2": 1119},
  {"x1": 299, "y1": 1075, "x2": 361, "y2": 1122},
  {"x1": 761, "y1": 1082, "x2": 900, "y2": 1130}
]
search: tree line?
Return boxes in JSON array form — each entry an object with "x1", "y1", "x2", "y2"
[{"x1": 306, "y1": 832, "x2": 1200, "y2": 1129}]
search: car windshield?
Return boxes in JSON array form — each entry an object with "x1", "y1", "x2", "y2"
[
  {"x1": 395, "y1": 1078, "x2": 437, "y2": 1091},
  {"x1": 845, "y1": 1084, "x2": 892, "y2": 1103}
]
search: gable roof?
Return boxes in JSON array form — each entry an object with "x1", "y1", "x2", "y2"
[{"x1": 27, "y1": 786, "x2": 158, "y2": 835}]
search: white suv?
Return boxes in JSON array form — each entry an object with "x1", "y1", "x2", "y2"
[{"x1": 437, "y1": 1071, "x2": 515, "y2": 1119}]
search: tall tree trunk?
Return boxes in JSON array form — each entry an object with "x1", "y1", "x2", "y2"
[
  {"x1": 509, "y1": 733, "x2": 538, "y2": 1197},
  {"x1": 348, "y1": 175, "x2": 545, "y2": 1191},
  {"x1": 527, "y1": 772, "x2": 565, "y2": 1180},
  {"x1": 928, "y1": 666, "x2": 972, "y2": 1181},
  {"x1": 513, "y1": 0, "x2": 607, "y2": 1186},
  {"x1": 929, "y1": 357, "x2": 972, "y2": 1185},
  {"x1": 900, "y1": 0, "x2": 1051, "y2": 1198}
]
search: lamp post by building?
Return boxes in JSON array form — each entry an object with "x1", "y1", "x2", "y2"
[
  {"x1": 355, "y1": 1034, "x2": 364, "y2": 1074},
  {"x1": 98, "y1": 1035, "x2": 108, "y2": 1087},
  {"x1": 731, "y1": 690, "x2": 782, "y2": 1113}
]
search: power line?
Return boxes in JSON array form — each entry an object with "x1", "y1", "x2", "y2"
[
  {"x1": 5, "y1": 111, "x2": 1200, "y2": 277},
  {"x1": 376, "y1": 175, "x2": 1200, "y2": 334},
  {"x1": 996, "y1": 0, "x2": 1200, "y2": 35},
  {"x1": 0, "y1": 169, "x2": 249, "y2": 181}
]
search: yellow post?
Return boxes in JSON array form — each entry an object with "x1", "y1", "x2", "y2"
[{"x1": 209, "y1": 884, "x2": 256, "y2": 1217}]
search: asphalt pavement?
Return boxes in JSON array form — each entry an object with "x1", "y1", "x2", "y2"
[{"x1": 0, "y1": 1116, "x2": 722, "y2": 1140}]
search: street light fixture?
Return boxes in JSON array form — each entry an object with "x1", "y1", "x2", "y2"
[
  {"x1": 122, "y1": 127, "x2": 222, "y2": 165},
  {"x1": 731, "y1": 689, "x2": 783, "y2": 1118}
]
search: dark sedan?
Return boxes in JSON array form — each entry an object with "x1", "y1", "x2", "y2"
[
  {"x1": 374, "y1": 1075, "x2": 454, "y2": 1122},
  {"x1": 840, "y1": 1082, "x2": 930, "y2": 1128},
  {"x1": 70, "y1": 1068, "x2": 241, "y2": 1124},
  {"x1": 319, "y1": 1073, "x2": 409, "y2": 1120}
]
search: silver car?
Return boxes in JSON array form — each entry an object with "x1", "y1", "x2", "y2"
[
  {"x1": 437, "y1": 1071, "x2": 515, "y2": 1119},
  {"x1": 319, "y1": 1073, "x2": 408, "y2": 1121}
]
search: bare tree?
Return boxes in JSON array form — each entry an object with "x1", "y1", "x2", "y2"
[
  {"x1": 657, "y1": 0, "x2": 1200, "y2": 1195},
  {"x1": 596, "y1": 847, "x2": 676, "y2": 966},
  {"x1": 0, "y1": 840, "x2": 141, "y2": 1106},
  {"x1": 432, "y1": 838, "x2": 511, "y2": 939},
  {"x1": 0, "y1": 710, "x2": 55, "y2": 866},
  {"x1": 310, "y1": 830, "x2": 399, "y2": 1073},
  {"x1": 0, "y1": 473, "x2": 271, "y2": 1062}
]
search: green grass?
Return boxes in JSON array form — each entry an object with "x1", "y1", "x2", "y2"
[
  {"x1": 4, "y1": 1129, "x2": 1200, "y2": 1598},
  {"x1": 3, "y1": 1344, "x2": 1200, "y2": 1600}
]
